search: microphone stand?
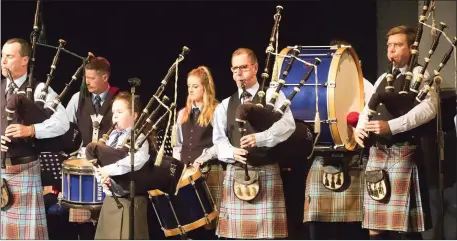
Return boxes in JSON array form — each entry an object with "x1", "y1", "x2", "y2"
[
  {"x1": 434, "y1": 76, "x2": 445, "y2": 239},
  {"x1": 128, "y1": 77, "x2": 141, "y2": 240}
]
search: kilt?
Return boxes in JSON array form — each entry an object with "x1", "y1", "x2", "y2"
[
  {"x1": 202, "y1": 161, "x2": 224, "y2": 213},
  {"x1": 69, "y1": 208, "x2": 92, "y2": 223},
  {"x1": 362, "y1": 144, "x2": 430, "y2": 232},
  {"x1": 216, "y1": 163, "x2": 287, "y2": 239},
  {"x1": 0, "y1": 159, "x2": 48, "y2": 240},
  {"x1": 95, "y1": 196, "x2": 149, "y2": 240},
  {"x1": 304, "y1": 153, "x2": 365, "y2": 222}
]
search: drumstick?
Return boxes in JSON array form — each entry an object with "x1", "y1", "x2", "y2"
[{"x1": 92, "y1": 164, "x2": 123, "y2": 209}]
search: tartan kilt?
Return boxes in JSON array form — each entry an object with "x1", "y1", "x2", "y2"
[
  {"x1": 304, "y1": 154, "x2": 365, "y2": 222},
  {"x1": 216, "y1": 163, "x2": 287, "y2": 239},
  {"x1": 202, "y1": 161, "x2": 224, "y2": 214},
  {"x1": 0, "y1": 159, "x2": 48, "y2": 240},
  {"x1": 363, "y1": 145, "x2": 430, "y2": 232},
  {"x1": 69, "y1": 208, "x2": 92, "y2": 223}
]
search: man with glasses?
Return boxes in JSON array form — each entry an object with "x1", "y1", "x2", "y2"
[{"x1": 212, "y1": 47, "x2": 295, "y2": 239}]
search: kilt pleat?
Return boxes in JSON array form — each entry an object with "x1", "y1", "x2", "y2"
[
  {"x1": 1, "y1": 160, "x2": 49, "y2": 240},
  {"x1": 203, "y1": 162, "x2": 224, "y2": 213},
  {"x1": 216, "y1": 163, "x2": 287, "y2": 239},
  {"x1": 362, "y1": 145, "x2": 429, "y2": 232},
  {"x1": 304, "y1": 154, "x2": 365, "y2": 222}
]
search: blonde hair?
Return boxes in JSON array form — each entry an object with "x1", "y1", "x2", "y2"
[{"x1": 179, "y1": 66, "x2": 219, "y2": 126}]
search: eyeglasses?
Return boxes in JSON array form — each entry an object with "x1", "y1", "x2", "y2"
[{"x1": 231, "y1": 64, "x2": 255, "y2": 73}]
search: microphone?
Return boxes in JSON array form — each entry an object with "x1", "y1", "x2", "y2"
[
  {"x1": 347, "y1": 111, "x2": 360, "y2": 128},
  {"x1": 128, "y1": 77, "x2": 141, "y2": 87}
]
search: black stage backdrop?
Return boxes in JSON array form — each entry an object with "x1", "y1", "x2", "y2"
[{"x1": 1, "y1": 0, "x2": 378, "y2": 109}]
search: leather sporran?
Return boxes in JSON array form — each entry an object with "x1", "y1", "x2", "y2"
[
  {"x1": 233, "y1": 167, "x2": 259, "y2": 202},
  {"x1": 1, "y1": 178, "x2": 12, "y2": 210},
  {"x1": 322, "y1": 164, "x2": 347, "y2": 191},
  {"x1": 365, "y1": 169, "x2": 390, "y2": 202}
]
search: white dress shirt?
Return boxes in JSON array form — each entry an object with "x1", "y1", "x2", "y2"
[
  {"x1": 5, "y1": 73, "x2": 70, "y2": 138},
  {"x1": 212, "y1": 81, "x2": 296, "y2": 163},
  {"x1": 102, "y1": 127, "x2": 150, "y2": 176},
  {"x1": 357, "y1": 66, "x2": 438, "y2": 135}
]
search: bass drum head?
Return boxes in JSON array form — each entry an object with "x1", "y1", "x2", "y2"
[
  {"x1": 272, "y1": 46, "x2": 364, "y2": 151},
  {"x1": 327, "y1": 46, "x2": 364, "y2": 150}
]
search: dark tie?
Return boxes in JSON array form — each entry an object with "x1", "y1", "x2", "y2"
[
  {"x1": 192, "y1": 108, "x2": 201, "y2": 123},
  {"x1": 94, "y1": 95, "x2": 102, "y2": 114},
  {"x1": 240, "y1": 91, "x2": 252, "y2": 102},
  {"x1": 392, "y1": 68, "x2": 401, "y2": 78},
  {"x1": 110, "y1": 131, "x2": 124, "y2": 148},
  {"x1": 5, "y1": 83, "x2": 14, "y2": 100}
]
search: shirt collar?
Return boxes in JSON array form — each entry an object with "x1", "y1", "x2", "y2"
[
  {"x1": 92, "y1": 85, "x2": 111, "y2": 102},
  {"x1": 6, "y1": 72, "x2": 27, "y2": 89},
  {"x1": 237, "y1": 82, "x2": 259, "y2": 99}
]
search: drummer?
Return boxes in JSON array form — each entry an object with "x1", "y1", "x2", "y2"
[
  {"x1": 172, "y1": 65, "x2": 224, "y2": 239},
  {"x1": 92, "y1": 91, "x2": 150, "y2": 239},
  {"x1": 65, "y1": 56, "x2": 120, "y2": 239},
  {"x1": 303, "y1": 40, "x2": 373, "y2": 240}
]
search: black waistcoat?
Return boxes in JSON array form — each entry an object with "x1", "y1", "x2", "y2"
[
  {"x1": 227, "y1": 91, "x2": 275, "y2": 166},
  {"x1": 180, "y1": 111, "x2": 214, "y2": 165},
  {"x1": 1, "y1": 78, "x2": 40, "y2": 158},
  {"x1": 76, "y1": 87, "x2": 119, "y2": 146},
  {"x1": 372, "y1": 70, "x2": 431, "y2": 145}
]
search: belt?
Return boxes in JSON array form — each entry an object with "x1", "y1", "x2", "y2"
[{"x1": 5, "y1": 155, "x2": 38, "y2": 167}]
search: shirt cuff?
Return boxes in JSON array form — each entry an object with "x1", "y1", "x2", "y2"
[
  {"x1": 33, "y1": 123, "x2": 45, "y2": 139},
  {"x1": 103, "y1": 163, "x2": 120, "y2": 176},
  {"x1": 254, "y1": 131, "x2": 268, "y2": 147},
  {"x1": 387, "y1": 119, "x2": 402, "y2": 135}
]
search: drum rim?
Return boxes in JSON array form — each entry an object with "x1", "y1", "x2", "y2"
[
  {"x1": 159, "y1": 210, "x2": 219, "y2": 237},
  {"x1": 60, "y1": 200, "x2": 103, "y2": 210},
  {"x1": 62, "y1": 158, "x2": 95, "y2": 173},
  {"x1": 178, "y1": 168, "x2": 202, "y2": 189},
  {"x1": 327, "y1": 46, "x2": 364, "y2": 151}
]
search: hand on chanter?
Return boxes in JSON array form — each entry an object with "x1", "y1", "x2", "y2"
[
  {"x1": 1, "y1": 135, "x2": 11, "y2": 152},
  {"x1": 233, "y1": 148, "x2": 248, "y2": 164},
  {"x1": 365, "y1": 120, "x2": 391, "y2": 135},
  {"x1": 5, "y1": 124, "x2": 33, "y2": 138},
  {"x1": 354, "y1": 128, "x2": 368, "y2": 148},
  {"x1": 240, "y1": 134, "x2": 256, "y2": 149}
]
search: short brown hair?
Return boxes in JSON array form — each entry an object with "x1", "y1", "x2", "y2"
[
  {"x1": 85, "y1": 56, "x2": 111, "y2": 75},
  {"x1": 386, "y1": 25, "x2": 416, "y2": 47},
  {"x1": 5, "y1": 38, "x2": 31, "y2": 57},
  {"x1": 329, "y1": 39, "x2": 351, "y2": 47},
  {"x1": 232, "y1": 48, "x2": 258, "y2": 64}
]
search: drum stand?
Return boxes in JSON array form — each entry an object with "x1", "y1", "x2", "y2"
[
  {"x1": 128, "y1": 78, "x2": 141, "y2": 240},
  {"x1": 435, "y1": 78, "x2": 445, "y2": 239}
]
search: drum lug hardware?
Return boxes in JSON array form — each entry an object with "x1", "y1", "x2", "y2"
[
  {"x1": 204, "y1": 214, "x2": 211, "y2": 224},
  {"x1": 327, "y1": 82, "x2": 336, "y2": 88}
]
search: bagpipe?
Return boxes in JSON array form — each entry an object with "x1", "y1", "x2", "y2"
[
  {"x1": 234, "y1": 6, "x2": 315, "y2": 167},
  {"x1": 1, "y1": 29, "x2": 96, "y2": 172},
  {"x1": 365, "y1": 0, "x2": 457, "y2": 145},
  {"x1": 4, "y1": 45, "x2": 93, "y2": 156},
  {"x1": 84, "y1": 46, "x2": 190, "y2": 195},
  {"x1": 367, "y1": 29, "x2": 456, "y2": 120}
]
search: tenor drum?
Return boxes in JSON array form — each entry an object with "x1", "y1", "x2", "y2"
[
  {"x1": 148, "y1": 168, "x2": 218, "y2": 237},
  {"x1": 274, "y1": 46, "x2": 364, "y2": 151},
  {"x1": 61, "y1": 158, "x2": 105, "y2": 210}
]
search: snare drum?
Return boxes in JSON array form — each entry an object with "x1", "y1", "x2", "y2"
[
  {"x1": 148, "y1": 168, "x2": 218, "y2": 237},
  {"x1": 274, "y1": 46, "x2": 364, "y2": 151},
  {"x1": 61, "y1": 158, "x2": 105, "y2": 210}
]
